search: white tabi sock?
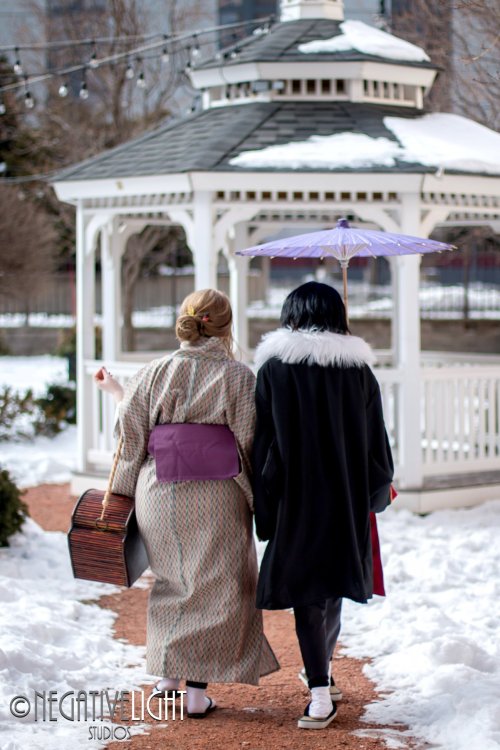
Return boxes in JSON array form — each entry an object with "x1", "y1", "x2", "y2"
[
  {"x1": 309, "y1": 686, "x2": 333, "y2": 719},
  {"x1": 186, "y1": 686, "x2": 210, "y2": 714},
  {"x1": 156, "y1": 677, "x2": 180, "y2": 691}
]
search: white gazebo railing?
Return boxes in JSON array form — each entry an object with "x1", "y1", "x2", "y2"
[{"x1": 80, "y1": 355, "x2": 500, "y2": 499}]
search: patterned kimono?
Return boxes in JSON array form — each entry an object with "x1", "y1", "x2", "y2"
[{"x1": 112, "y1": 336, "x2": 279, "y2": 684}]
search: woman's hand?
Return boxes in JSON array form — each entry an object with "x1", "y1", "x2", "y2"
[{"x1": 94, "y1": 367, "x2": 124, "y2": 403}]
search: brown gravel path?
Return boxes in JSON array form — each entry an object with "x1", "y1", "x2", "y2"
[{"x1": 24, "y1": 483, "x2": 417, "y2": 750}]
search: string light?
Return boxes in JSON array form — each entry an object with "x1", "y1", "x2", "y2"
[
  {"x1": 79, "y1": 74, "x2": 89, "y2": 99},
  {"x1": 161, "y1": 33, "x2": 170, "y2": 63},
  {"x1": 13, "y1": 48, "x2": 23, "y2": 76},
  {"x1": 125, "y1": 60, "x2": 135, "y2": 79},
  {"x1": 24, "y1": 90, "x2": 34, "y2": 109},
  {"x1": 0, "y1": 15, "x2": 275, "y2": 113},
  {"x1": 191, "y1": 35, "x2": 201, "y2": 59}
]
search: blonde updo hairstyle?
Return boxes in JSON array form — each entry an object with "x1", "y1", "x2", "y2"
[{"x1": 176, "y1": 289, "x2": 233, "y2": 355}]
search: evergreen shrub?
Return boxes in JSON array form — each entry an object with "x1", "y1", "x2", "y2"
[{"x1": 0, "y1": 467, "x2": 28, "y2": 547}]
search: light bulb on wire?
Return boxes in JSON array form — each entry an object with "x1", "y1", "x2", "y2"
[
  {"x1": 79, "y1": 81, "x2": 89, "y2": 100},
  {"x1": 136, "y1": 71, "x2": 146, "y2": 89},
  {"x1": 89, "y1": 42, "x2": 99, "y2": 69},
  {"x1": 58, "y1": 82, "x2": 69, "y2": 97},
  {"x1": 13, "y1": 49, "x2": 23, "y2": 76},
  {"x1": 24, "y1": 90, "x2": 34, "y2": 109},
  {"x1": 161, "y1": 33, "x2": 170, "y2": 63},
  {"x1": 125, "y1": 61, "x2": 134, "y2": 79},
  {"x1": 0, "y1": 101, "x2": 6, "y2": 115},
  {"x1": 191, "y1": 35, "x2": 201, "y2": 59}
]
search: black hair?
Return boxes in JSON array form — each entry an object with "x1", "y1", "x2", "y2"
[{"x1": 280, "y1": 281, "x2": 350, "y2": 334}]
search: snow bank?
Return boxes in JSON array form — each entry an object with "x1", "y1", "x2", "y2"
[
  {"x1": 298, "y1": 20, "x2": 430, "y2": 62},
  {"x1": 0, "y1": 518, "x2": 149, "y2": 750},
  {"x1": 1, "y1": 426, "x2": 77, "y2": 488},
  {"x1": 230, "y1": 114, "x2": 500, "y2": 175},
  {"x1": 341, "y1": 501, "x2": 500, "y2": 750},
  {"x1": 0, "y1": 356, "x2": 69, "y2": 397},
  {"x1": 0, "y1": 357, "x2": 76, "y2": 487}
]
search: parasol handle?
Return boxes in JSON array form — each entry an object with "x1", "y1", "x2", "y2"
[
  {"x1": 341, "y1": 261, "x2": 349, "y2": 326},
  {"x1": 100, "y1": 435, "x2": 124, "y2": 521}
]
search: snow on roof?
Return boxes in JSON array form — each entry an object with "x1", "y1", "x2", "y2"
[
  {"x1": 298, "y1": 20, "x2": 430, "y2": 62},
  {"x1": 229, "y1": 113, "x2": 500, "y2": 174},
  {"x1": 384, "y1": 113, "x2": 500, "y2": 174}
]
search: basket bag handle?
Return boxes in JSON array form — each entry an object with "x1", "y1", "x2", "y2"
[{"x1": 99, "y1": 435, "x2": 124, "y2": 522}]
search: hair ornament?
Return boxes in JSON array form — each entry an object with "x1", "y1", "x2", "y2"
[
  {"x1": 186, "y1": 305, "x2": 196, "y2": 316},
  {"x1": 201, "y1": 314, "x2": 210, "y2": 322}
]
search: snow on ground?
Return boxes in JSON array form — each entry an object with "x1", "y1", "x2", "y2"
[
  {"x1": 0, "y1": 356, "x2": 69, "y2": 397},
  {"x1": 0, "y1": 518, "x2": 150, "y2": 750},
  {"x1": 298, "y1": 20, "x2": 430, "y2": 62},
  {"x1": 247, "y1": 282, "x2": 500, "y2": 320},
  {"x1": 342, "y1": 502, "x2": 500, "y2": 750},
  {"x1": 0, "y1": 359, "x2": 152, "y2": 749},
  {"x1": 1, "y1": 426, "x2": 77, "y2": 488},
  {"x1": 0, "y1": 356, "x2": 76, "y2": 487},
  {"x1": 230, "y1": 113, "x2": 500, "y2": 175}
]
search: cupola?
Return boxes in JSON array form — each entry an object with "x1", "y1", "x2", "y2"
[{"x1": 280, "y1": 0, "x2": 344, "y2": 21}]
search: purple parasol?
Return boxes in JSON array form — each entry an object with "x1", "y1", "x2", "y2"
[{"x1": 236, "y1": 218, "x2": 456, "y2": 319}]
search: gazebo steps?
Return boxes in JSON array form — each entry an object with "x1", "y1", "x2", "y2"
[{"x1": 397, "y1": 471, "x2": 500, "y2": 514}]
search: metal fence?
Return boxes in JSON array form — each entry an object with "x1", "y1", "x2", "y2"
[{"x1": 0, "y1": 259, "x2": 499, "y2": 322}]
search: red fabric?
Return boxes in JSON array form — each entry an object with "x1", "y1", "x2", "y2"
[
  {"x1": 370, "y1": 486, "x2": 398, "y2": 596},
  {"x1": 370, "y1": 513, "x2": 385, "y2": 596}
]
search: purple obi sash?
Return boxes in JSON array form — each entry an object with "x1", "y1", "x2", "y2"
[{"x1": 147, "y1": 423, "x2": 241, "y2": 482}]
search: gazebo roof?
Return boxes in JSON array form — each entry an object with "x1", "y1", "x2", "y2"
[
  {"x1": 54, "y1": 101, "x2": 500, "y2": 182},
  {"x1": 198, "y1": 19, "x2": 437, "y2": 70}
]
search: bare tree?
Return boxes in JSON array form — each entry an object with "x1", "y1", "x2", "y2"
[
  {"x1": 390, "y1": 0, "x2": 454, "y2": 111},
  {"x1": 121, "y1": 224, "x2": 189, "y2": 351},
  {"x1": 453, "y1": 0, "x2": 500, "y2": 130},
  {"x1": 0, "y1": 185, "x2": 57, "y2": 320},
  {"x1": 15, "y1": 0, "x2": 214, "y2": 165},
  {"x1": 390, "y1": 0, "x2": 499, "y2": 129}
]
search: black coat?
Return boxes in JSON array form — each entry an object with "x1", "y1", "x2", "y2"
[{"x1": 252, "y1": 329, "x2": 394, "y2": 609}]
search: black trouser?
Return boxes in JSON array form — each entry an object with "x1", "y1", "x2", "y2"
[{"x1": 294, "y1": 597, "x2": 342, "y2": 688}]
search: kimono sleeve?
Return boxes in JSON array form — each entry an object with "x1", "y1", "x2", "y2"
[
  {"x1": 252, "y1": 364, "x2": 282, "y2": 541},
  {"x1": 224, "y1": 363, "x2": 257, "y2": 512},
  {"x1": 111, "y1": 364, "x2": 154, "y2": 498},
  {"x1": 365, "y1": 369, "x2": 394, "y2": 514}
]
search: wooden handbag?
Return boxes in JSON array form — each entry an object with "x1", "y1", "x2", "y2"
[{"x1": 68, "y1": 437, "x2": 149, "y2": 587}]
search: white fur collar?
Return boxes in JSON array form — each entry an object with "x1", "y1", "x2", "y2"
[{"x1": 254, "y1": 328, "x2": 376, "y2": 369}]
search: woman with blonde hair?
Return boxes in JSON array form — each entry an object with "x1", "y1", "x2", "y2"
[{"x1": 95, "y1": 289, "x2": 278, "y2": 718}]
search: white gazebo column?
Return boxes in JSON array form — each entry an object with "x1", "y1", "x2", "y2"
[
  {"x1": 100, "y1": 219, "x2": 122, "y2": 362},
  {"x1": 76, "y1": 205, "x2": 97, "y2": 475},
  {"x1": 228, "y1": 222, "x2": 250, "y2": 359},
  {"x1": 392, "y1": 193, "x2": 423, "y2": 488},
  {"x1": 193, "y1": 191, "x2": 217, "y2": 290}
]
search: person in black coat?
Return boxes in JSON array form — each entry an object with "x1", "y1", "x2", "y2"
[{"x1": 252, "y1": 281, "x2": 394, "y2": 730}]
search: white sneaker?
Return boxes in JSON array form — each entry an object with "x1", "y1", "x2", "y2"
[{"x1": 298, "y1": 667, "x2": 343, "y2": 701}]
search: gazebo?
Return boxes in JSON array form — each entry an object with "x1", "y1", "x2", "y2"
[{"x1": 54, "y1": 0, "x2": 500, "y2": 511}]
